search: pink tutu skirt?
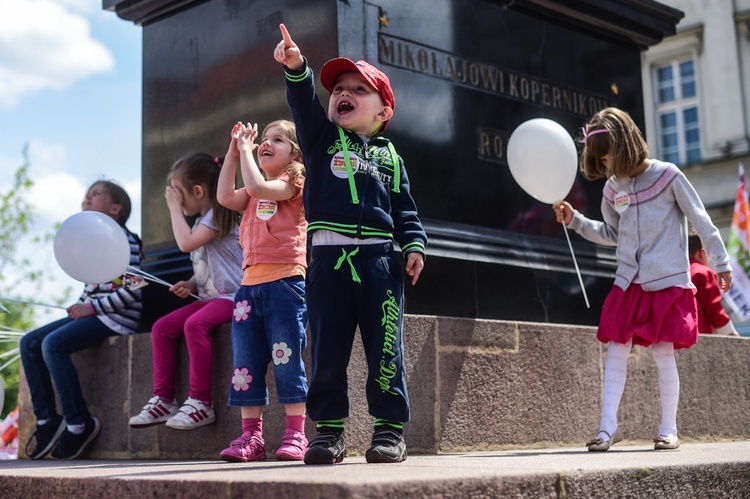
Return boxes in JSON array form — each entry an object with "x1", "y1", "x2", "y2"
[{"x1": 598, "y1": 284, "x2": 698, "y2": 350}]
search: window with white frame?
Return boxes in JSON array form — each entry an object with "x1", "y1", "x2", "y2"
[{"x1": 653, "y1": 59, "x2": 701, "y2": 166}]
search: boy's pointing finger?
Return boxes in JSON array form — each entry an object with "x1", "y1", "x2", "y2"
[{"x1": 279, "y1": 23, "x2": 294, "y2": 46}]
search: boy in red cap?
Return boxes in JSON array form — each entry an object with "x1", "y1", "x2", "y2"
[{"x1": 274, "y1": 23, "x2": 427, "y2": 465}]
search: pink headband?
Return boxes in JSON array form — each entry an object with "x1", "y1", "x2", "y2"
[{"x1": 581, "y1": 127, "x2": 609, "y2": 144}]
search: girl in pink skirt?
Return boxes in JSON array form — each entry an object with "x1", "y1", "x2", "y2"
[{"x1": 553, "y1": 107, "x2": 732, "y2": 451}]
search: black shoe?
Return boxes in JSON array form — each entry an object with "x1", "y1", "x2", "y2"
[
  {"x1": 303, "y1": 430, "x2": 346, "y2": 465},
  {"x1": 51, "y1": 417, "x2": 101, "y2": 460},
  {"x1": 365, "y1": 427, "x2": 407, "y2": 463},
  {"x1": 25, "y1": 414, "x2": 66, "y2": 460}
]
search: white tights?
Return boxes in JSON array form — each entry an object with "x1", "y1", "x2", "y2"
[{"x1": 598, "y1": 340, "x2": 679, "y2": 438}]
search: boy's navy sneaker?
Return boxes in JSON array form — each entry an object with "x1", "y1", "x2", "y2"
[
  {"x1": 365, "y1": 427, "x2": 407, "y2": 463},
  {"x1": 303, "y1": 429, "x2": 345, "y2": 465},
  {"x1": 51, "y1": 416, "x2": 101, "y2": 460},
  {"x1": 25, "y1": 414, "x2": 66, "y2": 460}
]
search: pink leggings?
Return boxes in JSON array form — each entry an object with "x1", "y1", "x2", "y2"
[{"x1": 151, "y1": 298, "x2": 233, "y2": 404}]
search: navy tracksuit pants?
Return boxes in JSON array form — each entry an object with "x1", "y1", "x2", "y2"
[{"x1": 305, "y1": 242, "x2": 410, "y2": 424}]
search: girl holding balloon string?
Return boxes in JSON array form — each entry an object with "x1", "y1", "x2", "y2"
[
  {"x1": 20, "y1": 180, "x2": 142, "y2": 460},
  {"x1": 129, "y1": 153, "x2": 242, "y2": 431},
  {"x1": 553, "y1": 107, "x2": 731, "y2": 452}
]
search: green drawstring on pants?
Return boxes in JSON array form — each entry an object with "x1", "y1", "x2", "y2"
[{"x1": 334, "y1": 247, "x2": 361, "y2": 283}]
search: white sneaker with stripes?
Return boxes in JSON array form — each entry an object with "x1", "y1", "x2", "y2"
[
  {"x1": 165, "y1": 398, "x2": 215, "y2": 430},
  {"x1": 129, "y1": 396, "x2": 179, "y2": 428}
]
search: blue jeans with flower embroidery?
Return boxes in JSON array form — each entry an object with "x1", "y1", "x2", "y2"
[{"x1": 227, "y1": 276, "x2": 308, "y2": 407}]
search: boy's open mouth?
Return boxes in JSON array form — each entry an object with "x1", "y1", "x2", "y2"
[{"x1": 337, "y1": 101, "x2": 354, "y2": 113}]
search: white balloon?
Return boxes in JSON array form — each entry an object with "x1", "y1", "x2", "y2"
[
  {"x1": 54, "y1": 211, "x2": 131, "y2": 284},
  {"x1": 506, "y1": 118, "x2": 578, "y2": 204}
]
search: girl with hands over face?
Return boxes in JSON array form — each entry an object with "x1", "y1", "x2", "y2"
[{"x1": 129, "y1": 153, "x2": 243, "y2": 432}]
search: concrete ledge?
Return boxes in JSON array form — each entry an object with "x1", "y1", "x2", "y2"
[
  {"x1": 1, "y1": 441, "x2": 749, "y2": 498},
  {"x1": 17, "y1": 316, "x2": 750, "y2": 459}
]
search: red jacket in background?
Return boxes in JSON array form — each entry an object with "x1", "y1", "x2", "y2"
[{"x1": 690, "y1": 259, "x2": 731, "y2": 334}]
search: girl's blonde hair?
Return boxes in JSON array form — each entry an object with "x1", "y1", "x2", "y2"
[
  {"x1": 580, "y1": 107, "x2": 649, "y2": 181},
  {"x1": 168, "y1": 153, "x2": 241, "y2": 239},
  {"x1": 263, "y1": 120, "x2": 305, "y2": 185}
]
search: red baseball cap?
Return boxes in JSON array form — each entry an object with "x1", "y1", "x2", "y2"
[{"x1": 320, "y1": 58, "x2": 395, "y2": 131}]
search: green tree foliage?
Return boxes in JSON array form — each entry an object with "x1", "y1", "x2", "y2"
[{"x1": 0, "y1": 147, "x2": 69, "y2": 418}]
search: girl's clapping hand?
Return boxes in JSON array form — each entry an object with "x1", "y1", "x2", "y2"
[{"x1": 236, "y1": 122, "x2": 259, "y2": 151}]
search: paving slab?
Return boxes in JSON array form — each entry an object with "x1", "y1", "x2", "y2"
[{"x1": 1, "y1": 440, "x2": 748, "y2": 498}]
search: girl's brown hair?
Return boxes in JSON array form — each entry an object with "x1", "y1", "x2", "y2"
[
  {"x1": 88, "y1": 179, "x2": 142, "y2": 255},
  {"x1": 169, "y1": 153, "x2": 241, "y2": 239},
  {"x1": 580, "y1": 107, "x2": 649, "y2": 181},
  {"x1": 263, "y1": 120, "x2": 305, "y2": 186},
  {"x1": 90, "y1": 180, "x2": 132, "y2": 227}
]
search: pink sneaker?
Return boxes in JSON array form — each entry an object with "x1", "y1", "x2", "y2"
[
  {"x1": 275, "y1": 430, "x2": 308, "y2": 461},
  {"x1": 220, "y1": 434, "x2": 266, "y2": 462}
]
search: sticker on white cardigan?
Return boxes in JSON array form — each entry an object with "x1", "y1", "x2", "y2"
[
  {"x1": 331, "y1": 151, "x2": 361, "y2": 179},
  {"x1": 614, "y1": 191, "x2": 631, "y2": 213},
  {"x1": 256, "y1": 200, "x2": 277, "y2": 220}
]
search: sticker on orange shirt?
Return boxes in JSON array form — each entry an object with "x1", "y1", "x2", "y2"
[{"x1": 256, "y1": 200, "x2": 277, "y2": 220}]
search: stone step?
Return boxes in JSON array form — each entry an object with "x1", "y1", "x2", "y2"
[{"x1": 1, "y1": 440, "x2": 749, "y2": 498}]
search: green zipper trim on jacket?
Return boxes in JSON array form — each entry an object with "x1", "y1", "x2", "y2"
[
  {"x1": 387, "y1": 141, "x2": 401, "y2": 193},
  {"x1": 337, "y1": 126, "x2": 360, "y2": 204}
]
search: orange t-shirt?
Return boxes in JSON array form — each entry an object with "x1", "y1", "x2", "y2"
[{"x1": 239, "y1": 172, "x2": 307, "y2": 271}]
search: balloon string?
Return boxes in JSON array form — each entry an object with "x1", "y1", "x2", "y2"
[
  {"x1": 562, "y1": 224, "x2": 590, "y2": 309},
  {"x1": 127, "y1": 267, "x2": 201, "y2": 300},
  {"x1": 0, "y1": 297, "x2": 67, "y2": 310}
]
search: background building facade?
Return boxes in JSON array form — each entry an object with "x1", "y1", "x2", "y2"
[{"x1": 642, "y1": 0, "x2": 750, "y2": 236}]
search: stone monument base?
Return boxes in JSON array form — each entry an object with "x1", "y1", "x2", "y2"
[{"x1": 17, "y1": 316, "x2": 750, "y2": 459}]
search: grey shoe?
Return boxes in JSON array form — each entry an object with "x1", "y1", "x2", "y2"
[
  {"x1": 586, "y1": 427, "x2": 623, "y2": 452},
  {"x1": 365, "y1": 427, "x2": 407, "y2": 463},
  {"x1": 653, "y1": 434, "x2": 680, "y2": 450},
  {"x1": 303, "y1": 430, "x2": 345, "y2": 465}
]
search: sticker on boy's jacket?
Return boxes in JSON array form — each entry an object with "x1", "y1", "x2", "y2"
[
  {"x1": 614, "y1": 191, "x2": 630, "y2": 213},
  {"x1": 256, "y1": 200, "x2": 277, "y2": 220},
  {"x1": 330, "y1": 151, "x2": 362, "y2": 179}
]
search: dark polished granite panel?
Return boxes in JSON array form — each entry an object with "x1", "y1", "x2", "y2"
[
  {"x1": 140, "y1": 0, "x2": 337, "y2": 245},
  {"x1": 108, "y1": 0, "x2": 681, "y2": 324}
]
